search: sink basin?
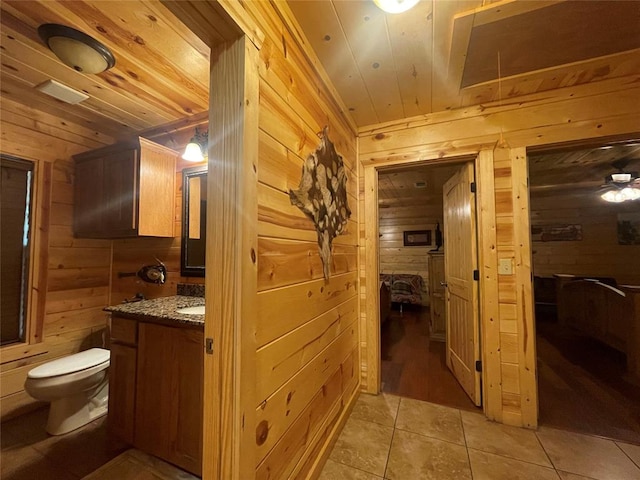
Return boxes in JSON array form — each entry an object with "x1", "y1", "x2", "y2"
[{"x1": 176, "y1": 305, "x2": 205, "y2": 315}]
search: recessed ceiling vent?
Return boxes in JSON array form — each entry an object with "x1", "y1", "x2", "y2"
[
  {"x1": 414, "y1": 181, "x2": 427, "y2": 188},
  {"x1": 35, "y1": 79, "x2": 89, "y2": 104}
]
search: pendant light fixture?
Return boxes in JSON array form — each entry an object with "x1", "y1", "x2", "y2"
[
  {"x1": 182, "y1": 127, "x2": 208, "y2": 162},
  {"x1": 38, "y1": 24, "x2": 116, "y2": 74},
  {"x1": 373, "y1": 0, "x2": 420, "y2": 14}
]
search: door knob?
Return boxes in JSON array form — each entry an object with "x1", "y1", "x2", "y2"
[{"x1": 440, "y1": 281, "x2": 448, "y2": 287}]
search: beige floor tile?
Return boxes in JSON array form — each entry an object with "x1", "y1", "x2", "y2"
[
  {"x1": 319, "y1": 459, "x2": 384, "y2": 480},
  {"x1": 395, "y1": 398, "x2": 464, "y2": 445},
  {"x1": 618, "y1": 441, "x2": 640, "y2": 468},
  {"x1": 329, "y1": 417, "x2": 394, "y2": 477},
  {"x1": 461, "y1": 410, "x2": 552, "y2": 467},
  {"x1": 537, "y1": 427, "x2": 640, "y2": 480},
  {"x1": 1, "y1": 435, "x2": 76, "y2": 480},
  {"x1": 557, "y1": 472, "x2": 597, "y2": 480},
  {"x1": 385, "y1": 429, "x2": 471, "y2": 480},
  {"x1": 1, "y1": 407, "x2": 49, "y2": 444},
  {"x1": 350, "y1": 393, "x2": 400, "y2": 427},
  {"x1": 468, "y1": 449, "x2": 560, "y2": 480}
]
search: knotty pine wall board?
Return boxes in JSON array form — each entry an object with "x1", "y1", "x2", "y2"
[
  {"x1": 242, "y1": 1, "x2": 360, "y2": 477},
  {"x1": 0, "y1": 104, "x2": 112, "y2": 419}
]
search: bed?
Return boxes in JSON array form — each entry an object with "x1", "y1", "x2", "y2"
[{"x1": 380, "y1": 274, "x2": 424, "y2": 309}]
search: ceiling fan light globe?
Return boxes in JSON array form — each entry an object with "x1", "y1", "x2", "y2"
[
  {"x1": 621, "y1": 187, "x2": 640, "y2": 201},
  {"x1": 601, "y1": 190, "x2": 625, "y2": 203}
]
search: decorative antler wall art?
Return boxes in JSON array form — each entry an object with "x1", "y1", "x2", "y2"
[{"x1": 289, "y1": 127, "x2": 351, "y2": 279}]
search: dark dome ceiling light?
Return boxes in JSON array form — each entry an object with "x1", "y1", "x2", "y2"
[{"x1": 38, "y1": 23, "x2": 116, "y2": 74}]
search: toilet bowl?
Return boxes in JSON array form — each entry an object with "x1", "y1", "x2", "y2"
[{"x1": 24, "y1": 348, "x2": 110, "y2": 436}]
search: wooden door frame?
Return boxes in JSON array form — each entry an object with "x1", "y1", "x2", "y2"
[
  {"x1": 203, "y1": 36, "x2": 259, "y2": 480},
  {"x1": 363, "y1": 149, "x2": 504, "y2": 421},
  {"x1": 161, "y1": 3, "x2": 263, "y2": 479}
]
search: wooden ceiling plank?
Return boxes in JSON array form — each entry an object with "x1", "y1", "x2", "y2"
[
  {"x1": 431, "y1": 0, "x2": 483, "y2": 112},
  {"x1": 84, "y1": 0, "x2": 211, "y2": 86},
  {"x1": 332, "y1": 0, "x2": 405, "y2": 122},
  {"x1": 266, "y1": 0, "x2": 360, "y2": 139},
  {"x1": 446, "y1": 11, "x2": 475, "y2": 104},
  {"x1": 0, "y1": 10, "x2": 205, "y2": 123},
  {"x1": 156, "y1": 1, "x2": 227, "y2": 49},
  {"x1": 466, "y1": 0, "x2": 563, "y2": 28},
  {"x1": 216, "y1": 0, "x2": 265, "y2": 48},
  {"x1": 0, "y1": 41, "x2": 173, "y2": 129},
  {"x1": 462, "y1": 1, "x2": 640, "y2": 87},
  {"x1": 386, "y1": 1, "x2": 434, "y2": 118},
  {"x1": 248, "y1": 1, "x2": 358, "y2": 161},
  {"x1": 287, "y1": 0, "x2": 376, "y2": 127},
  {"x1": 0, "y1": 96, "x2": 115, "y2": 146},
  {"x1": 461, "y1": 48, "x2": 640, "y2": 106},
  {"x1": 1, "y1": 64, "x2": 155, "y2": 131},
  {"x1": 0, "y1": 75, "x2": 131, "y2": 139},
  {"x1": 1, "y1": 97, "x2": 112, "y2": 150},
  {"x1": 3, "y1": 1, "x2": 209, "y2": 114}
]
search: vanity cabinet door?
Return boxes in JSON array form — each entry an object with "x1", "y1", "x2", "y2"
[
  {"x1": 74, "y1": 156, "x2": 105, "y2": 237},
  {"x1": 135, "y1": 322, "x2": 203, "y2": 476},
  {"x1": 108, "y1": 343, "x2": 137, "y2": 444}
]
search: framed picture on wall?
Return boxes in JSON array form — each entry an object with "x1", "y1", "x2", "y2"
[
  {"x1": 531, "y1": 224, "x2": 582, "y2": 242},
  {"x1": 617, "y1": 213, "x2": 640, "y2": 245},
  {"x1": 403, "y1": 230, "x2": 432, "y2": 246}
]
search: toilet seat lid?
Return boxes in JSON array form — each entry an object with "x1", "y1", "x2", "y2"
[{"x1": 28, "y1": 348, "x2": 110, "y2": 379}]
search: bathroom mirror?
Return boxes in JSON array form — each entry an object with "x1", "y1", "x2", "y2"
[{"x1": 181, "y1": 165, "x2": 207, "y2": 277}]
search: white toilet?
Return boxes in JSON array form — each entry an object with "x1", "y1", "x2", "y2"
[{"x1": 24, "y1": 348, "x2": 110, "y2": 436}]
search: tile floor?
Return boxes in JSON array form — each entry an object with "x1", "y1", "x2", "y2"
[
  {"x1": 319, "y1": 393, "x2": 640, "y2": 480},
  {"x1": 5, "y1": 394, "x2": 640, "y2": 480},
  {"x1": 1, "y1": 408, "x2": 127, "y2": 480}
]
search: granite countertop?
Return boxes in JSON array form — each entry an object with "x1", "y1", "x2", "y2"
[{"x1": 105, "y1": 296, "x2": 205, "y2": 327}]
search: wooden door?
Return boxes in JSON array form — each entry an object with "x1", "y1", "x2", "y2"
[{"x1": 443, "y1": 162, "x2": 481, "y2": 406}]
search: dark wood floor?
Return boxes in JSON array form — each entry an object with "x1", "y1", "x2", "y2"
[
  {"x1": 381, "y1": 304, "x2": 640, "y2": 445},
  {"x1": 380, "y1": 304, "x2": 479, "y2": 412},
  {"x1": 537, "y1": 318, "x2": 640, "y2": 444}
]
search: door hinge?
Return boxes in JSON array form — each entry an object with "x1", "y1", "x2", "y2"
[
  {"x1": 475, "y1": 360, "x2": 482, "y2": 372},
  {"x1": 473, "y1": 269, "x2": 480, "y2": 281},
  {"x1": 205, "y1": 337, "x2": 214, "y2": 355},
  {"x1": 470, "y1": 181, "x2": 476, "y2": 193}
]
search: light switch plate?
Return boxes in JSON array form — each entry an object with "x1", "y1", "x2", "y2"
[{"x1": 498, "y1": 258, "x2": 513, "y2": 275}]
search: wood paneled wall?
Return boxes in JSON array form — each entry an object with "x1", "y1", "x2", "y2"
[
  {"x1": 0, "y1": 99, "x2": 205, "y2": 419},
  {"x1": 0, "y1": 98, "x2": 113, "y2": 419},
  {"x1": 244, "y1": 2, "x2": 361, "y2": 478},
  {"x1": 379, "y1": 204, "x2": 442, "y2": 305},
  {"x1": 359, "y1": 74, "x2": 640, "y2": 429},
  {"x1": 530, "y1": 190, "x2": 640, "y2": 286}
]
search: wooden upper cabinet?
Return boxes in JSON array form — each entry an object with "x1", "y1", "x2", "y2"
[{"x1": 73, "y1": 137, "x2": 177, "y2": 238}]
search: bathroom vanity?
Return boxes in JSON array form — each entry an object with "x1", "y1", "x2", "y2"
[{"x1": 105, "y1": 296, "x2": 204, "y2": 476}]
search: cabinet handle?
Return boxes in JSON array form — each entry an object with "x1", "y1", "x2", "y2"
[{"x1": 440, "y1": 281, "x2": 448, "y2": 287}]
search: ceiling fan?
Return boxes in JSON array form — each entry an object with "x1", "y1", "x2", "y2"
[{"x1": 599, "y1": 159, "x2": 640, "y2": 203}]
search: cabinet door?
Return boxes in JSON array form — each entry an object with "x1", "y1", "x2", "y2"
[
  {"x1": 103, "y1": 149, "x2": 138, "y2": 236},
  {"x1": 108, "y1": 343, "x2": 137, "y2": 444},
  {"x1": 168, "y1": 327, "x2": 203, "y2": 475},
  {"x1": 74, "y1": 157, "x2": 105, "y2": 237},
  {"x1": 135, "y1": 323, "x2": 203, "y2": 475}
]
